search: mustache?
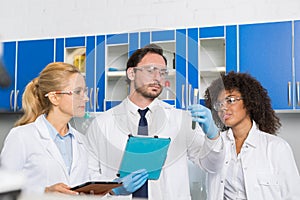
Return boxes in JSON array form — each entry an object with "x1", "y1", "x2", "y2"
[{"x1": 148, "y1": 80, "x2": 162, "y2": 87}]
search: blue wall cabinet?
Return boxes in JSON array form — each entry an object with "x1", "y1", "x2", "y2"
[
  {"x1": 14, "y1": 39, "x2": 54, "y2": 112},
  {"x1": 17, "y1": 39, "x2": 55, "y2": 111},
  {"x1": 294, "y1": 20, "x2": 300, "y2": 109},
  {"x1": 0, "y1": 42, "x2": 16, "y2": 111},
  {"x1": 0, "y1": 39, "x2": 54, "y2": 112},
  {"x1": 105, "y1": 33, "x2": 130, "y2": 110},
  {"x1": 239, "y1": 21, "x2": 293, "y2": 110},
  {"x1": 198, "y1": 26, "x2": 226, "y2": 105}
]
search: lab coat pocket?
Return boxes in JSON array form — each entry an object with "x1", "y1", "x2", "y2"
[
  {"x1": 256, "y1": 173, "x2": 281, "y2": 199},
  {"x1": 257, "y1": 173, "x2": 279, "y2": 186}
]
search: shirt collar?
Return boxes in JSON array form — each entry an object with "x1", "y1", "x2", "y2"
[
  {"x1": 126, "y1": 96, "x2": 159, "y2": 115},
  {"x1": 226, "y1": 120, "x2": 258, "y2": 148},
  {"x1": 41, "y1": 114, "x2": 74, "y2": 140}
]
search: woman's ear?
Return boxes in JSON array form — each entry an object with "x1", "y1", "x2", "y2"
[
  {"x1": 47, "y1": 93, "x2": 60, "y2": 106},
  {"x1": 127, "y1": 67, "x2": 135, "y2": 81}
]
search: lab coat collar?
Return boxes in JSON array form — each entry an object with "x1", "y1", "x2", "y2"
[
  {"x1": 41, "y1": 114, "x2": 74, "y2": 140},
  {"x1": 226, "y1": 120, "x2": 258, "y2": 148},
  {"x1": 114, "y1": 97, "x2": 169, "y2": 135},
  {"x1": 126, "y1": 96, "x2": 160, "y2": 115},
  {"x1": 36, "y1": 114, "x2": 83, "y2": 144}
]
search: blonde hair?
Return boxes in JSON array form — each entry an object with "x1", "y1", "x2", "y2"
[{"x1": 15, "y1": 62, "x2": 81, "y2": 126}]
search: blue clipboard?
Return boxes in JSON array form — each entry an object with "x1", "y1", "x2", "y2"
[{"x1": 118, "y1": 135, "x2": 171, "y2": 180}]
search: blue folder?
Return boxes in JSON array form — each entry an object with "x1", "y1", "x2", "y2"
[{"x1": 118, "y1": 135, "x2": 171, "y2": 180}]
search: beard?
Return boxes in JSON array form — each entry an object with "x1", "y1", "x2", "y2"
[{"x1": 134, "y1": 81, "x2": 163, "y2": 99}]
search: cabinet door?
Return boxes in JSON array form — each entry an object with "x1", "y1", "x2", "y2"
[
  {"x1": 176, "y1": 29, "x2": 187, "y2": 109},
  {"x1": 105, "y1": 33, "x2": 129, "y2": 110},
  {"x1": 0, "y1": 42, "x2": 16, "y2": 111},
  {"x1": 95, "y1": 35, "x2": 105, "y2": 112},
  {"x1": 17, "y1": 39, "x2": 55, "y2": 111},
  {"x1": 197, "y1": 26, "x2": 226, "y2": 105},
  {"x1": 295, "y1": 20, "x2": 300, "y2": 109},
  {"x1": 85, "y1": 36, "x2": 96, "y2": 112},
  {"x1": 239, "y1": 21, "x2": 293, "y2": 110}
]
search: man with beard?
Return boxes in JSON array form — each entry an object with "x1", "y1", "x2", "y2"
[{"x1": 86, "y1": 44, "x2": 225, "y2": 200}]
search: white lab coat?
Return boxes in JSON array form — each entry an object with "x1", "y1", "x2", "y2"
[
  {"x1": 207, "y1": 121, "x2": 300, "y2": 200},
  {"x1": 0, "y1": 115, "x2": 89, "y2": 194},
  {"x1": 86, "y1": 98, "x2": 225, "y2": 200}
]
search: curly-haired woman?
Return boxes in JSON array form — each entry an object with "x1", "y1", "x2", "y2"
[{"x1": 204, "y1": 71, "x2": 300, "y2": 199}]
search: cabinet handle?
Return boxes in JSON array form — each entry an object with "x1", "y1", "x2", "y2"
[
  {"x1": 297, "y1": 82, "x2": 300, "y2": 106},
  {"x1": 288, "y1": 82, "x2": 292, "y2": 106},
  {"x1": 10, "y1": 90, "x2": 14, "y2": 110},
  {"x1": 89, "y1": 87, "x2": 93, "y2": 110},
  {"x1": 181, "y1": 84, "x2": 185, "y2": 109},
  {"x1": 96, "y1": 87, "x2": 99, "y2": 109},
  {"x1": 16, "y1": 90, "x2": 19, "y2": 110},
  {"x1": 188, "y1": 84, "x2": 192, "y2": 107}
]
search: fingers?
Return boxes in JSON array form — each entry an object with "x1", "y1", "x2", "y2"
[
  {"x1": 131, "y1": 169, "x2": 147, "y2": 175},
  {"x1": 133, "y1": 173, "x2": 148, "y2": 188},
  {"x1": 45, "y1": 183, "x2": 79, "y2": 195}
]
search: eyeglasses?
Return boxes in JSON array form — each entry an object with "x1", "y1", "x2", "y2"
[
  {"x1": 213, "y1": 96, "x2": 243, "y2": 111},
  {"x1": 45, "y1": 88, "x2": 88, "y2": 97},
  {"x1": 133, "y1": 65, "x2": 169, "y2": 78}
]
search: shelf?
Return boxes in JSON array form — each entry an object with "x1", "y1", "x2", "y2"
[
  {"x1": 107, "y1": 69, "x2": 176, "y2": 78},
  {"x1": 107, "y1": 70, "x2": 126, "y2": 77},
  {"x1": 65, "y1": 47, "x2": 86, "y2": 73}
]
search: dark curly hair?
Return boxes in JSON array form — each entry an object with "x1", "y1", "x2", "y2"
[{"x1": 204, "y1": 71, "x2": 281, "y2": 135}]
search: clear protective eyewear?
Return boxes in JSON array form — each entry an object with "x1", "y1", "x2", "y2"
[
  {"x1": 133, "y1": 65, "x2": 169, "y2": 78},
  {"x1": 213, "y1": 96, "x2": 243, "y2": 111},
  {"x1": 45, "y1": 88, "x2": 88, "y2": 97}
]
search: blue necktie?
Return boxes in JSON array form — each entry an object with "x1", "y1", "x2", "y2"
[
  {"x1": 133, "y1": 108, "x2": 149, "y2": 198},
  {"x1": 137, "y1": 108, "x2": 149, "y2": 135}
]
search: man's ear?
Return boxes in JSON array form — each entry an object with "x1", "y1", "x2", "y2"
[
  {"x1": 47, "y1": 93, "x2": 60, "y2": 106},
  {"x1": 127, "y1": 67, "x2": 135, "y2": 81}
]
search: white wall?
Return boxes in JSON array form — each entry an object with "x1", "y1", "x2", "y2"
[{"x1": 1, "y1": 0, "x2": 300, "y2": 41}]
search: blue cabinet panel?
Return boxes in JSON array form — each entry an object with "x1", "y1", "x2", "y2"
[
  {"x1": 0, "y1": 42, "x2": 16, "y2": 111},
  {"x1": 239, "y1": 21, "x2": 292, "y2": 110},
  {"x1": 96, "y1": 35, "x2": 105, "y2": 111},
  {"x1": 140, "y1": 32, "x2": 150, "y2": 47},
  {"x1": 152, "y1": 30, "x2": 175, "y2": 42},
  {"x1": 129, "y1": 33, "x2": 139, "y2": 56},
  {"x1": 199, "y1": 26, "x2": 224, "y2": 38},
  {"x1": 176, "y1": 29, "x2": 187, "y2": 109},
  {"x1": 17, "y1": 39, "x2": 55, "y2": 110},
  {"x1": 106, "y1": 33, "x2": 128, "y2": 45},
  {"x1": 226, "y1": 25, "x2": 238, "y2": 73},
  {"x1": 86, "y1": 36, "x2": 96, "y2": 112},
  {"x1": 294, "y1": 20, "x2": 300, "y2": 109},
  {"x1": 65, "y1": 37, "x2": 85, "y2": 48},
  {"x1": 55, "y1": 38, "x2": 64, "y2": 62},
  {"x1": 187, "y1": 28, "x2": 199, "y2": 91}
]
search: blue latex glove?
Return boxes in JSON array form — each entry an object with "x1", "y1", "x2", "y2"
[
  {"x1": 188, "y1": 104, "x2": 219, "y2": 139},
  {"x1": 112, "y1": 169, "x2": 148, "y2": 195}
]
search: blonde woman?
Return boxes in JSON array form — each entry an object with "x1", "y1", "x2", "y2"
[{"x1": 0, "y1": 62, "x2": 147, "y2": 195}]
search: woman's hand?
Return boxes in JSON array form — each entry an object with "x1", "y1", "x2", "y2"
[{"x1": 45, "y1": 183, "x2": 79, "y2": 195}]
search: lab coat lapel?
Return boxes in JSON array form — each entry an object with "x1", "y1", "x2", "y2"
[
  {"x1": 70, "y1": 128, "x2": 82, "y2": 174},
  {"x1": 149, "y1": 104, "x2": 168, "y2": 135},
  {"x1": 34, "y1": 116, "x2": 70, "y2": 179},
  {"x1": 112, "y1": 100, "x2": 132, "y2": 133}
]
